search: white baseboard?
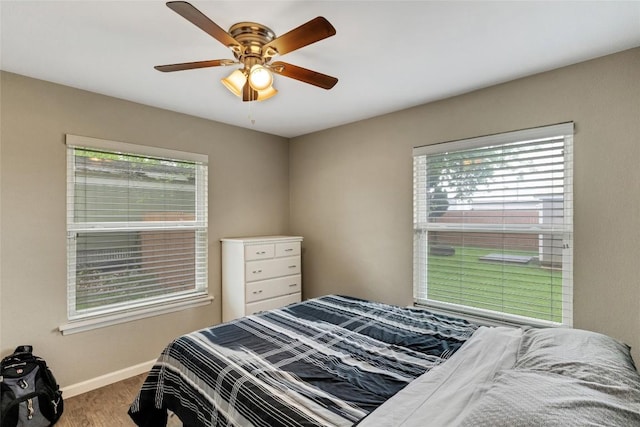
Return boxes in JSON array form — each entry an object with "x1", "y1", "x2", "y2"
[{"x1": 61, "y1": 359, "x2": 156, "y2": 398}]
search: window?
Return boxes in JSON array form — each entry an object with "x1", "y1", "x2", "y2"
[
  {"x1": 413, "y1": 123, "x2": 573, "y2": 326},
  {"x1": 63, "y1": 135, "x2": 209, "y2": 332}
]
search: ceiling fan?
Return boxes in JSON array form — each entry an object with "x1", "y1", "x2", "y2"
[{"x1": 155, "y1": 1, "x2": 338, "y2": 102}]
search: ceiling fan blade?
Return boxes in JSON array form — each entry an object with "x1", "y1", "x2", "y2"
[
  {"x1": 155, "y1": 59, "x2": 236, "y2": 72},
  {"x1": 166, "y1": 1, "x2": 239, "y2": 48},
  {"x1": 263, "y1": 17, "x2": 336, "y2": 56},
  {"x1": 270, "y1": 61, "x2": 338, "y2": 90}
]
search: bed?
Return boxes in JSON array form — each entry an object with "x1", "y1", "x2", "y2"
[{"x1": 129, "y1": 295, "x2": 640, "y2": 426}]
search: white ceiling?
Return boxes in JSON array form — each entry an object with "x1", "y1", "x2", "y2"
[{"x1": 2, "y1": 1, "x2": 639, "y2": 138}]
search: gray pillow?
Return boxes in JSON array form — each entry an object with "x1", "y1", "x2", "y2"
[{"x1": 515, "y1": 327, "x2": 637, "y2": 383}]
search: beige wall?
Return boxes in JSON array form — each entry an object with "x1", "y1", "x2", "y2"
[
  {"x1": 0, "y1": 71, "x2": 290, "y2": 386},
  {"x1": 2, "y1": 47, "x2": 639, "y2": 388},
  {"x1": 290, "y1": 48, "x2": 640, "y2": 362}
]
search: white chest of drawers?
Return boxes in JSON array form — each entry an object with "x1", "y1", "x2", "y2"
[{"x1": 221, "y1": 236, "x2": 303, "y2": 322}]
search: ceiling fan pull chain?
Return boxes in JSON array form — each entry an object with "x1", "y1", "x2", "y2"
[{"x1": 248, "y1": 101, "x2": 256, "y2": 125}]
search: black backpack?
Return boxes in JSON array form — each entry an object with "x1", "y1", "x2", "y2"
[{"x1": 0, "y1": 345, "x2": 63, "y2": 427}]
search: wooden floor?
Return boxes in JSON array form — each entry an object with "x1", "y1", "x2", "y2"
[{"x1": 56, "y1": 373, "x2": 181, "y2": 427}]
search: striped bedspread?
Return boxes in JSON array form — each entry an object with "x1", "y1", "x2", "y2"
[{"x1": 128, "y1": 295, "x2": 478, "y2": 427}]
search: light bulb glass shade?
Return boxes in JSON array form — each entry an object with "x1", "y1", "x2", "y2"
[
  {"x1": 221, "y1": 69, "x2": 247, "y2": 97},
  {"x1": 248, "y1": 65, "x2": 273, "y2": 91},
  {"x1": 256, "y1": 85, "x2": 277, "y2": 101}
]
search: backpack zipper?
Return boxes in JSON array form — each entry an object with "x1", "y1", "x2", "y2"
[
  {"x1": 2, "y1": 361, "x2": 28, "y2": 373},
  {"x1": 27, "y1": 398, "x2": 34, "y2": 420}
]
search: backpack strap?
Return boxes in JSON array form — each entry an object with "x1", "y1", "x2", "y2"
[{"x1": 35, "y1": 357, "x2": 62, "y2": 394}]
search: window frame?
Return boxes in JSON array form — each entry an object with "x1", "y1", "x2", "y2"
[
  {"x1": 60, "y1": 134, "x2": 211, "y2": 334},
  {"x1": 413, "y1": 123, "x2": 574, "y2": 327}
]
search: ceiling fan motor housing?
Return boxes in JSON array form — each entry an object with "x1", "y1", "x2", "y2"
[{"x1": 229, "y1": 22, "x2": 277, "y2": 67}]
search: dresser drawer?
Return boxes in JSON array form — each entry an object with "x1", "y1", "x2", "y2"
[
  {"x1": 245, "y1": 256, "x2": 300, "y2": 282},
  {"x1": 245, "y1": 292, "x2": 301, "y2": 315},
  {"x1": 275, "y1": 241, "x2": 300, "y2": 257},
  {"x1": 245, "y1": 275, "x2": 302, "y2": 303},
  {"x1": 244, "y1": 244, "x2": 275, "y2": 261}
]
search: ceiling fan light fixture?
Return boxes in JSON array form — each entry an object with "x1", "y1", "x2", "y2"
[
  {"x1": 221, "y1": 69, "x2": 247, "y2": 97},
  {"x1": 256, "y1": 85, "x2": 278, "y2": 101},
  {"x1": 248, "y1": 64, "x2": 273, "y2": 91}
]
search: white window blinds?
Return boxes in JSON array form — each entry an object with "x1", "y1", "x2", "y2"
[
  {"x1": 66, "y1": 135, "x2": 208, "y2": 320},
  {"x1": 413, "y1": 123, "x2": 573, "y2": 326}
]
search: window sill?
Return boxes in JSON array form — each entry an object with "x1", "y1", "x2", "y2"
[
  {"x1": 413, "y1": 300, "x2": 570, "y2": 329},
  {"x1": 59, "y1": 295, "x2": 214, "y2": 335}
]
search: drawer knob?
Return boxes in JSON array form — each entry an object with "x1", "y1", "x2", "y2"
[
  {"x1": 289, "y1": 283, "x2": 298, "y2": 287},
  {"x1": 252, "y1": 269, "x2": 263, "y2": 274},
  {"x1": 284, "y1": 248, "x2": 293, "y2": 252},
  {"x1": 256, "y1": 251, "x2": 266, "y2": 255},
  {"x1": 288, "y1": 265, "x2": 297, "y2": 269},
  {"x1": 252, "y1": 290, "x2": 263, "y2": 294}
]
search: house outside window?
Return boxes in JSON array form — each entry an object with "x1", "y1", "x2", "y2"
[
  {"x1": 62, "y1": 135, "x2": 209, "y2": 333},
  {"x1": 413, "y1": 123, "x2": 573, "y2": 327}
]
